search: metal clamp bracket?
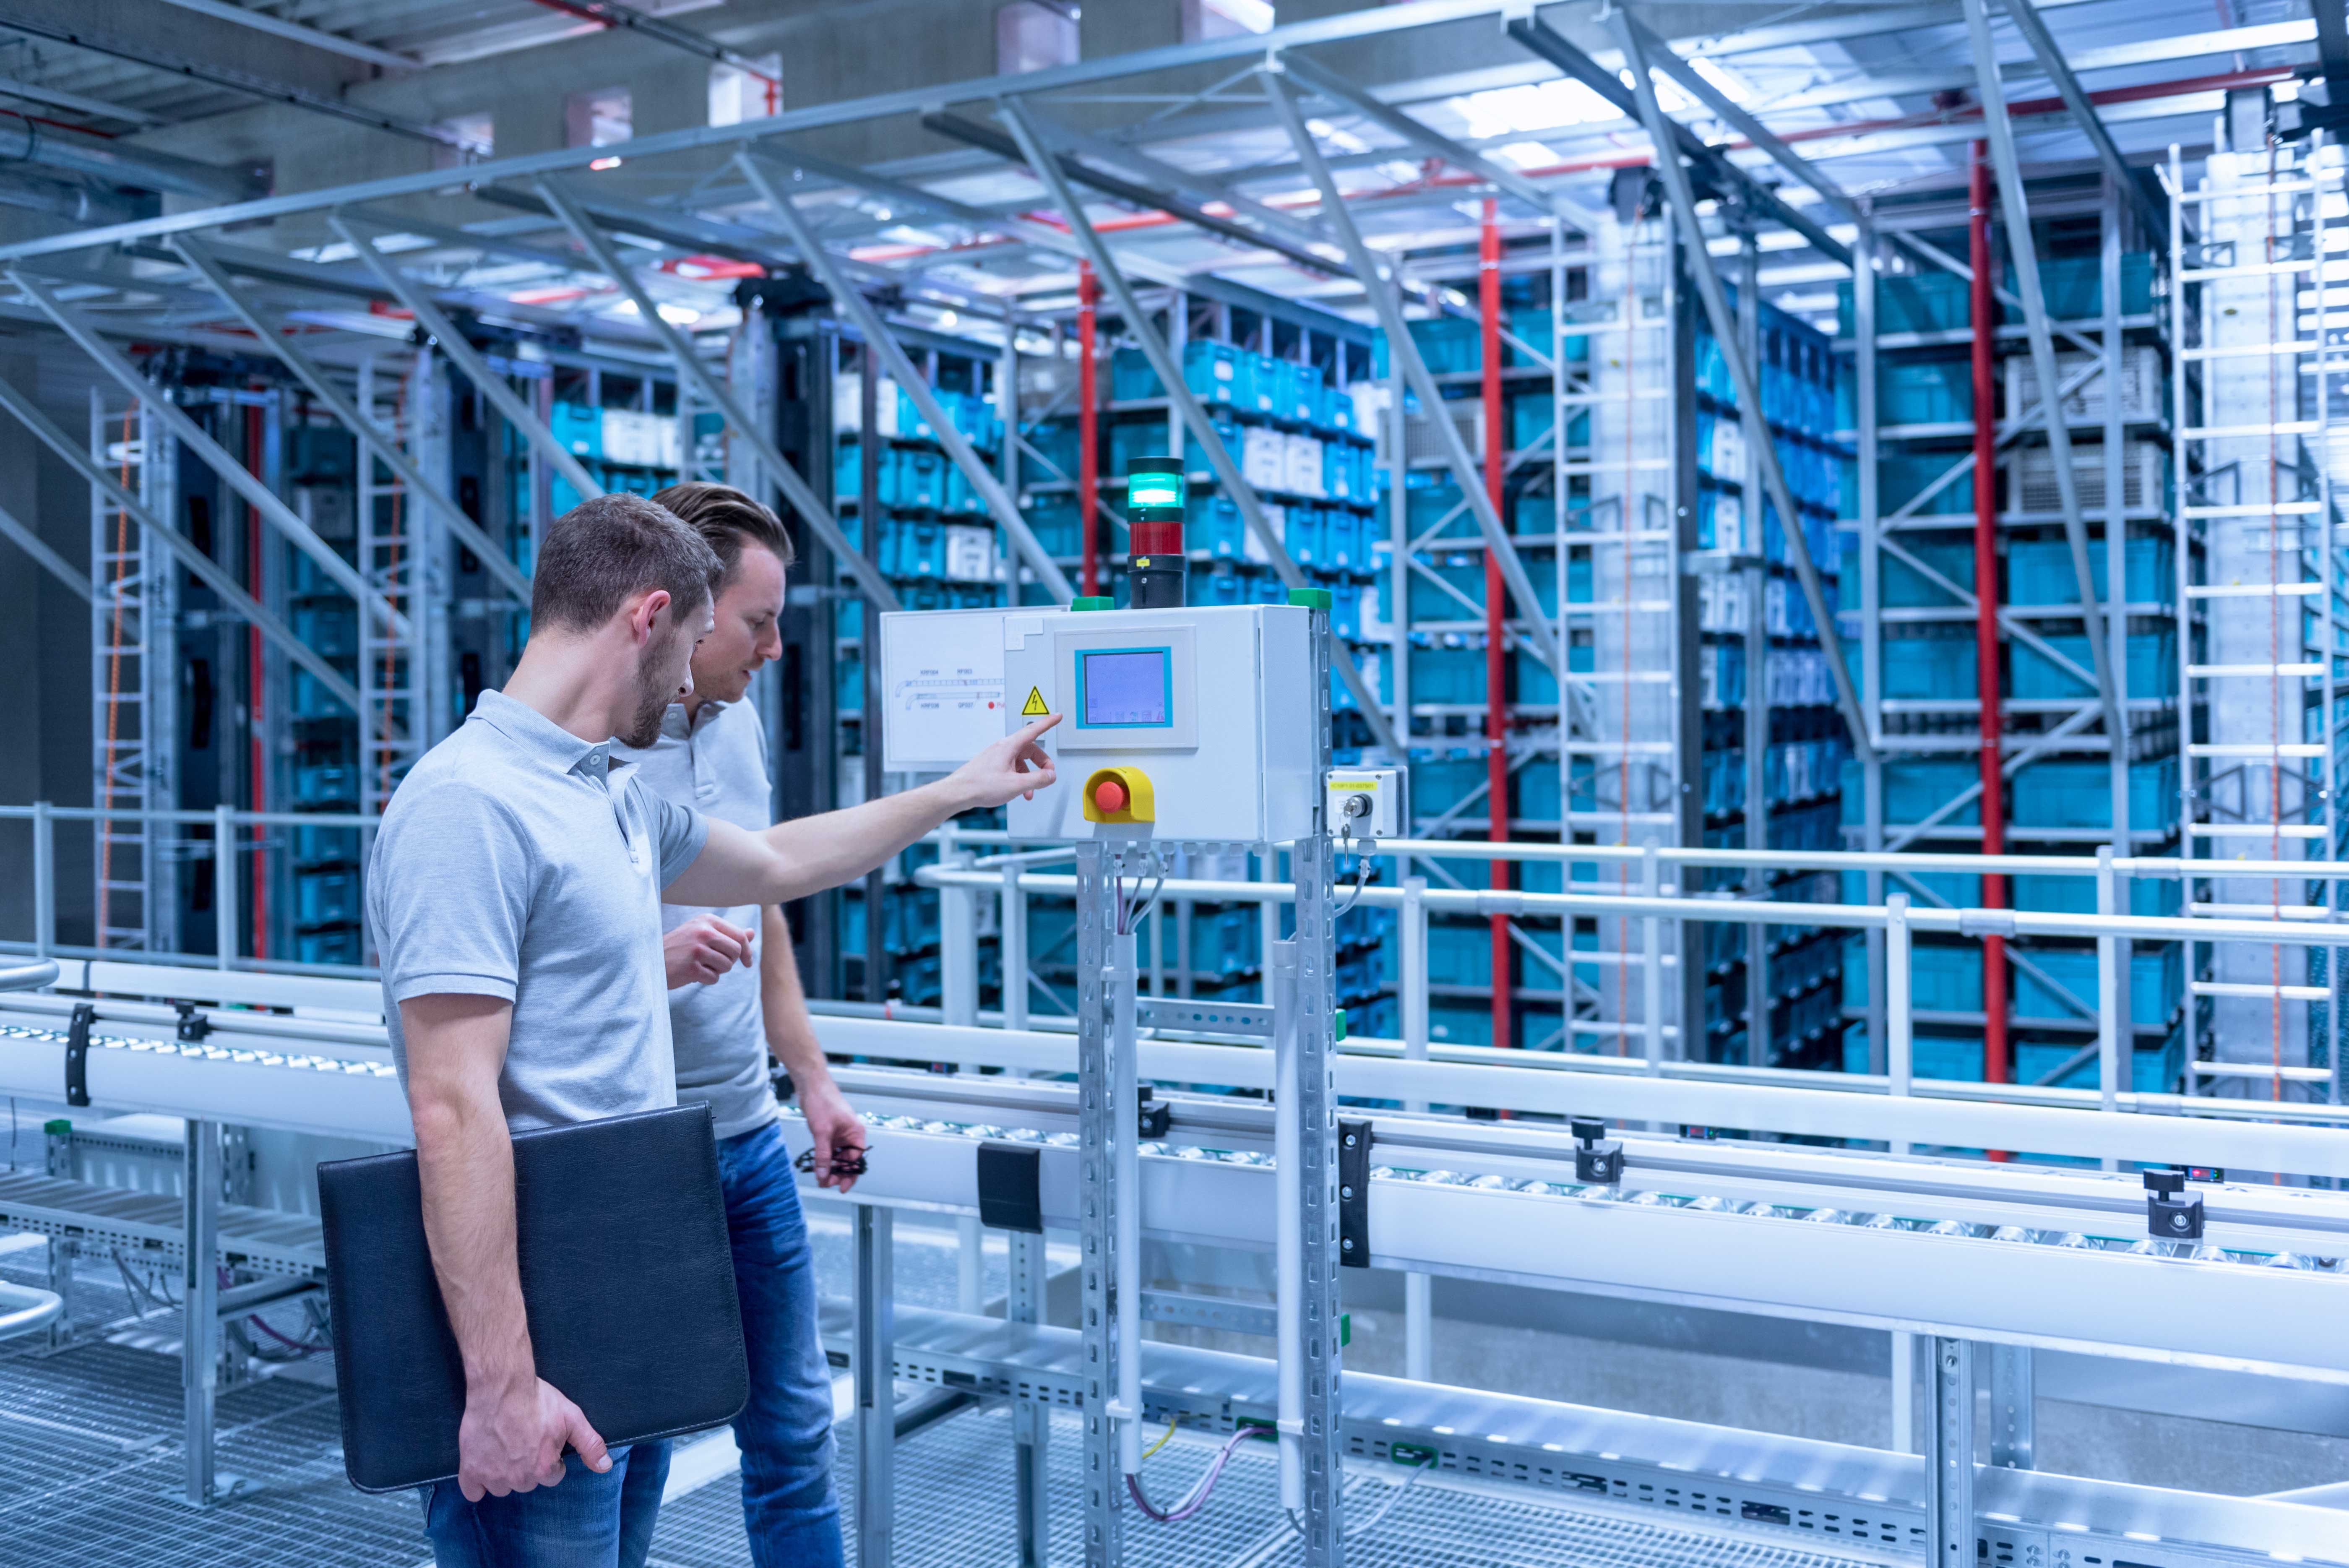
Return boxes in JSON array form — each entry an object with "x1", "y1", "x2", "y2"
[
  {"x1": 63, "y1": 1002, "x2": 93, "y2": 1108},
  {"x1": 1338, "y1": 1118, "x2": 1373, "y2": 1268},
  {"x1": 174, "y1": 1001, "x2": 211, "y2": 1044}
]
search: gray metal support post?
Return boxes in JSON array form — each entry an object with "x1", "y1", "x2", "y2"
[
  {"x1": 1073, "y1": 839, "x2": 1121, "y2": 1567},
  {"x1": 1609, "y1": 18, "x2": 1875, "y2": 768},
  {"x1": 331, "y1": 217, "x2": 608, "y2": 512},
  {"x1": 170, "y1": 236, "x2": 531, "y2": 604},
  {"x1": 212, "y1": 804, "x2": 235, "y2": 972},
  {"x1": 1640, "y1": 840, "x2": 1663, "y2": 1071},
  {"x1": 1290, "y1": 598, "x2": 1346, "y2": 1568},
  {"x1": 2095, "y1": 846, "x2": 2122, "y2": 1137},
  {"x1": 1925, "y1": 1338, "x2": 1977, "y2": 1568},
  {"x1": 996, "y1": 96, "x2": 1401, "y2": 756},
  {"x1": 526, "y1": 185, "x2": 903, "y2": 614},
  {"x1": 1002, "y1": 866, "x2": 1030, "y2": 1032},
  {"x1": 31, "y1": 800, "x2": 53, "y2": 958},
  {"x1": 184, "y1": 1118, "x2": 221, "y2": 1505},
  {"x1": 1738, "y1": 234, "x2": 1768, "y2": 1066},
  {"x1": 44, "y1": 1121, "x2": 73, "y2": 1349},
  {"x1": 1009, "y1": 1227, "x2": 1051, "y2": 1567},
  {"x1": 0, "y1": 371, "x2": 364, "y2": 716},
  {"x1": 1887, "y1": 894, "x2": 1912, "y2": 1157},
  {"x1": 737, "y1": 156, "x2": 1074, "y2": 602},
  {"x1": 1958, "y1": 0, "x2": 2123, "y2": 739},
  {"x1": 1259, "y1": 64, "x2": 1564, "y2": 687},
  {"x1": 12, "y1": 269, "x2": 411, "y2": 643},
  {"x1": 855, "y1": 1201, "x2": 895, "y2": 1568},
  {"x1": 1988, "y1": 1343, "x2": 2034, "y2": 1470},
  {"x1": 1857, "y1": 221, "x2": 1888, "y2": 1073}
]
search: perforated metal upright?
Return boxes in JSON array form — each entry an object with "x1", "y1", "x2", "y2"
[{"x1": 1074, "y1": 837, "x2": 1122, "y2": 1567}]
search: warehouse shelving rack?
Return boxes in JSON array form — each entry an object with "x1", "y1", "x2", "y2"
[{"x1": 1840, "y1": 166, "x2": 2189, "y2": 1096}]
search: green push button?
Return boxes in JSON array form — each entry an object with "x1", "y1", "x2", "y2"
[
  {"x1": 1286, "y1": 587, "x2": 1333, "y2": 612},
  {"x1": 1071, "y1": 596, "x2": 1114, "y2": 612},
  {"x1": 1333, "y1": 1007, "x2": 1348, "y2": 1042}
]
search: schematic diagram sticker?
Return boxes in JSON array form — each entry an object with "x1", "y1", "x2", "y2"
[
  {"x1": 878, "y1": 609, "x2": 1011, "y2": 771},
  {"x1": 1020, "y1": 685, "x2": 1049, "y2": 717}
]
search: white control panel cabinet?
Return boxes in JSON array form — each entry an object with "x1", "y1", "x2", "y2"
[{"x1": 878, "y1": 603, "x2": 1319, "y2": 846}]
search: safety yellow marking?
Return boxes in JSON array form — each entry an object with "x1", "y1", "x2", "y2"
[{"x1": 1020, "y1": 685, "x2": 1050, "y2": 717}]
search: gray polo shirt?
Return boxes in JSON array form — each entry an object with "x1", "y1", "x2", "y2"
[
  {"x1": 613, "y1": 697, "x2": 779, "y2": 1139},
  {"x1": 368, "y1": 689, "x2": 711, "y2": 1132}
]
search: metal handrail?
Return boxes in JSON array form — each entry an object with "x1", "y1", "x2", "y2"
[
  {"x1": 0, "y1": 1281, "x2": 63, "y2": 1343},
  {"x1": 0, "y1": 960, "x2": 57, "y2": 993}
]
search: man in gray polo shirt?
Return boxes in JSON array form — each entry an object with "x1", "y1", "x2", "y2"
[
  {"x1": 615, "y1": 482, "x2": 854, "y2": 1567},
  {"x1": 369, "y1": 493, "x2": 1058, "y2": 1567}
]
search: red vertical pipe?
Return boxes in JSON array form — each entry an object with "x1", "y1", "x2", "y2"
[
  {"x1": 1969, "y1": 141, "x2": 2008, "y2": 1090},
  {"x1": 1481, "y1": 200, "x2": 1513, "y2": 1052},
  {"x1": 1077, "y1": 263, "x2": 1101, "y2": 599},
  {"x1": 246, "y1": 399, "x2": 268, "y2": 963}
]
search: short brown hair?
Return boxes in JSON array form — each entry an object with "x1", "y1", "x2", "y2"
[
  {"x1": 650, "y1": 481, "x2": 796, "y2": 584},
  {"x1": 531, "y1": 492, "x2": 724, "y2": 633}
]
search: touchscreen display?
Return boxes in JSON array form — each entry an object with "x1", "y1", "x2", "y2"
[{"x1": 1080, "y1": 649, "x2": 1171, "y2": 727}]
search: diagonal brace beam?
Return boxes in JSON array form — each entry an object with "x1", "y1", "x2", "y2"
[
  {"x1": 1999, "y1": 0, "x2": 2168, "y2": 239},
  {"x1": 1260, "y1": 62, "x2": 1565, "y2": 685},
  {"x1": 1961, "y1": 0, "x2": 2123, "y2": 740},
  {"x1": 0, "y1": 370, "x2": 364, "y2": 716},
  {"x1": 995, "y1": 95, "x2": 1401, "y2": 758},
  {"x1": 11, "y1": 268, "x2": 411, "y2": 643},
  {"x1": 329, "y1": 215, "x2": 608, "y2": 509},
  {"x1": 1280, "y1": 52, "x2": 1552, "y2": 213},
  {"x1": 1610, "y1": 16, "x2": 1875, "y2": 767},
  {"x1": 732, "y1": 154, "x2": 1073, "y2": 604},
  {"x1": 0, "y1": 497, "x2": 90, "y2": 602},
  {"x1": 1505, "y1": 16, "x2": 1852, "y2": 269},
  {"x1": 170, "y1": 236, "x2": 531, "y2": 606},
  {"x1": 531, "y1": 180, "x2": 902, "y2": 614}
]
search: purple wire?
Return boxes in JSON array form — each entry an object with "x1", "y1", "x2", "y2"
[{"x1": 1126, "y1": 1425, "x2": 1273, "y2": 1524}]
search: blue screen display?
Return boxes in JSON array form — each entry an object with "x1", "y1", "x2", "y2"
[{"x1": 1079, "y1": 649, "x2": 1171, "y2": 727}]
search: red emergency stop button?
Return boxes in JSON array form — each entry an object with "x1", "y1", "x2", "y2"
[
  {"x1": 1081, "y1": 766, "x2": 1154, "y2": 824},
  {"x1": 1092, "y1": 776, "x2": 1129, "y2": 814}
]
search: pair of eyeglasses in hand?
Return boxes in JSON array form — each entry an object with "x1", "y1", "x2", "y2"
[{"x1": 793, "y1": 1146, "x2": 869, "y2": 1179}]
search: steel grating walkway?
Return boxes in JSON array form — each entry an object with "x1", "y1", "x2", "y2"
[{"x1": 0, "y1": 1251, "x2": 1904, "y2": 1568}]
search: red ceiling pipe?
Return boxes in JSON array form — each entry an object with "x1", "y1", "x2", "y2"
[
  {"x1": 1078, "y1": 261, "x2": 1100, "y2": 599},
  {"x1": 1970, "y1": 141, "x2": 2010, "y2": 1108},
  {"x1": 1481, "y1": 199, "x2": 1513, "y2": 1054}
]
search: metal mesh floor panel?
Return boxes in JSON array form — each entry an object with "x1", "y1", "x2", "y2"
[{"x1": 648, "y1": 1405, "x2": 1902, "y2": 1568}]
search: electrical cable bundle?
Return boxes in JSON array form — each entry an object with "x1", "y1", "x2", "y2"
[{"x1": 1125, "y1": 1422, "x2": 1272, "y2": 1523}]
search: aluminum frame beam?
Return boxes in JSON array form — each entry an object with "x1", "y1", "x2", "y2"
[
  {"x1": 1260, "y1": 64, "x2": 1565, "y2": 690},
  {"x1": 733, "y1": 154, "x2": 1075, "y2": 604},
  {"x1": 151, "y1": 0, "x2": 421, "y2": 70},
  {"x1": 530, "y1": 180, "x2": 904, "y2": 615},
  {"x1": 0, "y1": 370, "x2": 365, "y2": 716},
  {"x1": 1503, "y1": 15, "x2": 1854, "y2": 270},
  {"x1": 1280, "y1": 52, "x2": 1552, "y2": 213},
  {"x1": 923, "y1": 111, "x2": 1344, "y2": 280},
  {"x1": 169, "y1": 235, "x2": 532, "y2": 607},
  {"x1": 1997, "y1": 0, "x2": 2169, "y2": 239},
  {"x1": 330, "y1": 216, "x2": 610, "y2": 510},
  {"x1": 1608, "y1": 17, "x2": 1876, "y2": 767},
  {"x1": 10, "y1": 268, "x2": 413, "y2": 643},
  {"x1": 1960, "y1": 0, "x2": 2123, "y2": 740},
  {"x1": 995, "y1": 96, "x2": 1402, "y2": 755}
]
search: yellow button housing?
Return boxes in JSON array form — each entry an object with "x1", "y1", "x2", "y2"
[{"x1": 1081, "y1": 766, "x2": 1155, "y2": 824}]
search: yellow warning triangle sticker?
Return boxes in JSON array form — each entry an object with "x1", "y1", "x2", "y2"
[{"x1": 1020, "y1": 685, "x2": 1050, "y2": 717}]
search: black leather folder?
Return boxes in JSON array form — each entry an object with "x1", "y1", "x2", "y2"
[{"x1": 317, "y1": 1103, "x2": 748, "y2": 1493}]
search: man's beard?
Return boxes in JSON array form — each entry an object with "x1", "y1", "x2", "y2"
[{"x1": 620, "y1": 624, "x2": 686, "y2": 748}]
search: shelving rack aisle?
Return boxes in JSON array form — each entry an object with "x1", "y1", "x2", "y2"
[
  {"x1": 2173, "y1": 134, "x2": 2349, "y2": 1102},
  {"x1": 88, "y1": 391, "x2": 174, "y2": 956},
  {"x1": 1841, "y1": 171, "x2": 2183, "y2": 1093}
]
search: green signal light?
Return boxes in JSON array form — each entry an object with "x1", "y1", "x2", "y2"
[{"x1": 1128, "y1": 471, "x2": 1185, "y2": 509}]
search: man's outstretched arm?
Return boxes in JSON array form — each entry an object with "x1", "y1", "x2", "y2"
[
  {"x1": 403, "y1": 993, "x2": 610, "y2": 1501},
  {"x1": 663, "y1": 714, "x2": 1060, "y2": 908}
]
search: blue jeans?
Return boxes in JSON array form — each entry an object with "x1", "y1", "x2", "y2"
[
  {"x1": 424, "y1": 1442, "x2": 669, "y2": 1568},
  {"x1": 717, "y1": 1117, "x2": 846, "y2": 1568}
]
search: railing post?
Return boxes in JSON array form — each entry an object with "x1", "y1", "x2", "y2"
[
  {"x1": 1640, "y1": 840, "x2": 1663, "y2": 1072},
  {"x1": 2095, "y1": 847, "x2": 2122, "y2": 1154},
  {"x1": 213, "y1": 805, "x2": 236, "y2": 973},
  {"x1": 30, "y1": 800, "x2": 53, "y2": 959},
  {"x1": 1001, "y1": 864, "x2": 1029, "y2": 1033},
  {"x1": 855, "y1": 1201, "x2": 895, "y2": 1568},
  {"x1": 184, "y1": 1117, "x2": 222, "y2": 1504},
  {"x1": 1401, "y1": 870, "x2": 1431, "y2": 1383},
  {"x1": 1886, "y1": 893, "x2": 1912, "y2": 1158}
]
